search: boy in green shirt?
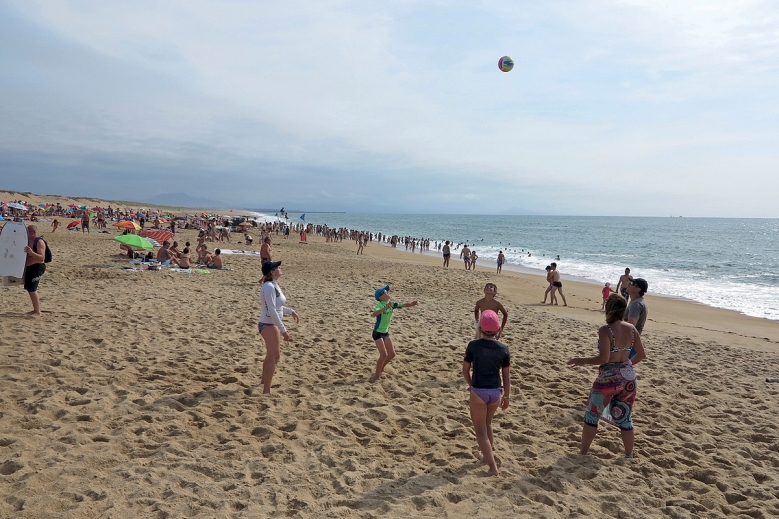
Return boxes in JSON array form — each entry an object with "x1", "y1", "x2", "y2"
[{"x1": 370, "y1": 285, "x2": 418, "y2": 382}]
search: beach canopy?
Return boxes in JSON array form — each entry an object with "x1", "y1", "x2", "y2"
[
  {"x1": 139, "y1": 229, "x2": 174, "y2": 244},
  {"x1": 114, "y1": 235, "x2": 154, "y2": 250}
]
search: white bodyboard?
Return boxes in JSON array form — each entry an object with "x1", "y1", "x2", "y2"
[{"x1": 0, "y1": 221, "x2": 27, "y2": 278}]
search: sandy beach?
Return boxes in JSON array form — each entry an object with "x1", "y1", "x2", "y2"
[{"x1": 2, "y1": 198, "x2": 779, "y2": 518}]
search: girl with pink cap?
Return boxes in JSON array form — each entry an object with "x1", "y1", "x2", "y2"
[{"x1": 462, "y1": 310, "x2": 512, "y2": 476}]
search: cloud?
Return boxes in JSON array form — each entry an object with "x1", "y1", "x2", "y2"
[{"x1": 1, "y1": 1, "x2": 778, "y2": 215}]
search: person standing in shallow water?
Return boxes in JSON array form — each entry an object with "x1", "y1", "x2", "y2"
[{"x1": 463, "y1": 310, "x2": 511, "y2": 476}]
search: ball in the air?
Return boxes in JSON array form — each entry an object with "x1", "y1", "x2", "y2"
[{"x1": 498, "y1": 56, "x2": 514, "y2": 72}]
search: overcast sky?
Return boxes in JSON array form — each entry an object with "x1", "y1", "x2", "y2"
[{"x1": 1, "y1": 1, "x2": 778, "y2": 216}]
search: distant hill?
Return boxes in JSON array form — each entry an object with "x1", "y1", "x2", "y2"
[
  {"x1": 498, "y1": 206, "x2": 546, "y2": 216},
  {"x1": 145, "y1": 192, "x2": 228, "y2": 209}
]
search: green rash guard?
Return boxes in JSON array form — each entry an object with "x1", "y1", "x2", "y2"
[{"x1": 373, "y1": 301, "x2": 402, "y2": 333}]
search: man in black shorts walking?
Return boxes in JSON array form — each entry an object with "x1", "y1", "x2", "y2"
[
  {"x1": 550, "y1": 262, "x2": 567, "y2": 306},
  {"x1": 23, "y1": 225, "x2": 46, "y2": 318}
]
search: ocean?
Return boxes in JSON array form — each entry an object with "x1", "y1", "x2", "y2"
[{"x1": 264, "y1": 213, "x2": 779, "y2": 322}]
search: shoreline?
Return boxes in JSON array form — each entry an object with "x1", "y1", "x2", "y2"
[
  {"x1": 371, "y1": 239, "x2": 779, "y2": 333},
  {"x1": 357, "y1": 239, "x2": 779, "y2": 352}
]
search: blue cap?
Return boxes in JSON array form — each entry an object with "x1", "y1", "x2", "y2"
[{"x1": 374, "y1": 285, "x2": 390, "y2": 300}]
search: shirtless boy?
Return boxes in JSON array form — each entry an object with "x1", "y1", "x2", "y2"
[
  {"x1": 540, "y1": 265, "x2": 556, "y2": 304},
  {"x1": 496, "y1": 251, "x2": 505, "y2": 274},
  {"x1": 261, "y1": 237, "x2": 273, "y2": 262},
  {"x1": 208, "y1": 249, "x2": 223, "y2": 269},
  {"x1": 171, "y1": 247, "x2": 192, "y2": 268},
  {"x1": 474, "y1": 283, "x2": 508, "y2": 338}
]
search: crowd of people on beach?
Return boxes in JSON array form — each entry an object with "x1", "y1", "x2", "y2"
[{"x1": 7, "y1": 201, "x2": 653, "y2": 478}]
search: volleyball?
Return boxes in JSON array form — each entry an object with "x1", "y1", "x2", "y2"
[{"x1": 498, "y1": 56, "x2": 514, "y2": 72}]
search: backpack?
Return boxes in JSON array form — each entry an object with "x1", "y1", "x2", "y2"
[{"x1": 33, "y1": 237, "x2": 53, "y2": 263}]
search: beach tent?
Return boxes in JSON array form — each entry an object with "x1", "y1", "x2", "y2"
[{"x1": 139, "y1": 229, "x2": 174, "y2": 244}]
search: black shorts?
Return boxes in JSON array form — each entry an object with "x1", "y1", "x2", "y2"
[
  {"x1": 372, "y1": 331, "x2": 389, "y2": 341},
  {"x1": 553, "y1": 281, "x2": 562, "y2": 288},
  {"x1": 24, "y1": 263, "x2": 46, "y2": 292}
]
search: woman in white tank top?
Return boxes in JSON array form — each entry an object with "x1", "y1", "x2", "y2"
[{"x1": 258, "y1": 261, "x2": 298, "y2": 394}]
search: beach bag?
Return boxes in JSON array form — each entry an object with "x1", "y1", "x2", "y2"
[{"x1": 33, "y1": 237, "x2": 53, "y2": 263}]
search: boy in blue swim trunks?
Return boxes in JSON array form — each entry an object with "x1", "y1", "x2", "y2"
[{"x1": 370, "y1": 285, "x2": 418, "y2": 382}]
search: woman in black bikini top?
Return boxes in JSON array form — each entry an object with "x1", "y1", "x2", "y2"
[{"x1": 567, "y1": 293, "x2": 647, "y2": 459}]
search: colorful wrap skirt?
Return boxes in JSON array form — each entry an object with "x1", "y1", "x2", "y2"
[{"x1": 584, "y1": 361, "x2": 637, "y2": 431}]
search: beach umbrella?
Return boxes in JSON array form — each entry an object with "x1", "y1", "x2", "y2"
[
  {"x1": 67, "y1": 221, "x2": 81, "y2": 229},
  {"x1": 38, "y1": 203, "x2": 47, "y2": 207},
  {"x1": 113, "y1": 221, "x2": 141, "y2": 230},
  {"x1": 79, "y1": 205, "x2": 88, "y2": 209},
  {"x1": 139, "y1": 229, "x2": 174, "y2": 244},
  {"x1": 114, "y1": 235, "x2": 154, "y2": 250},
  {"x1": 157, "y1": 218, "x2": 168, "y2": 223},
  {"x1": 7, "y1": 202, "x2": 27, "y2": 210},
  {"x1": 68, "y1": 204, "x2": 78, "y2": 208}
]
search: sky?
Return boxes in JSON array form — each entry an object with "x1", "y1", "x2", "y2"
[{"x1": 1, "y1": 1, "x2": 778, "y2": 216}]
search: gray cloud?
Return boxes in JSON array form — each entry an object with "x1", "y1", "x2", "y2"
[{"x1": 1, "y1": 1, "x2": 778, "y2": 216}]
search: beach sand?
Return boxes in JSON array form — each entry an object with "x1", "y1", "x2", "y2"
[{"x1": 2, "y1": 214, "x2": 779, "y2": 518}]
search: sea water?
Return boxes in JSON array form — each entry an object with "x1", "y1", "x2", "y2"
[{"x1": 274, "y1": 214, "x2": 779, "y2": 321}]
